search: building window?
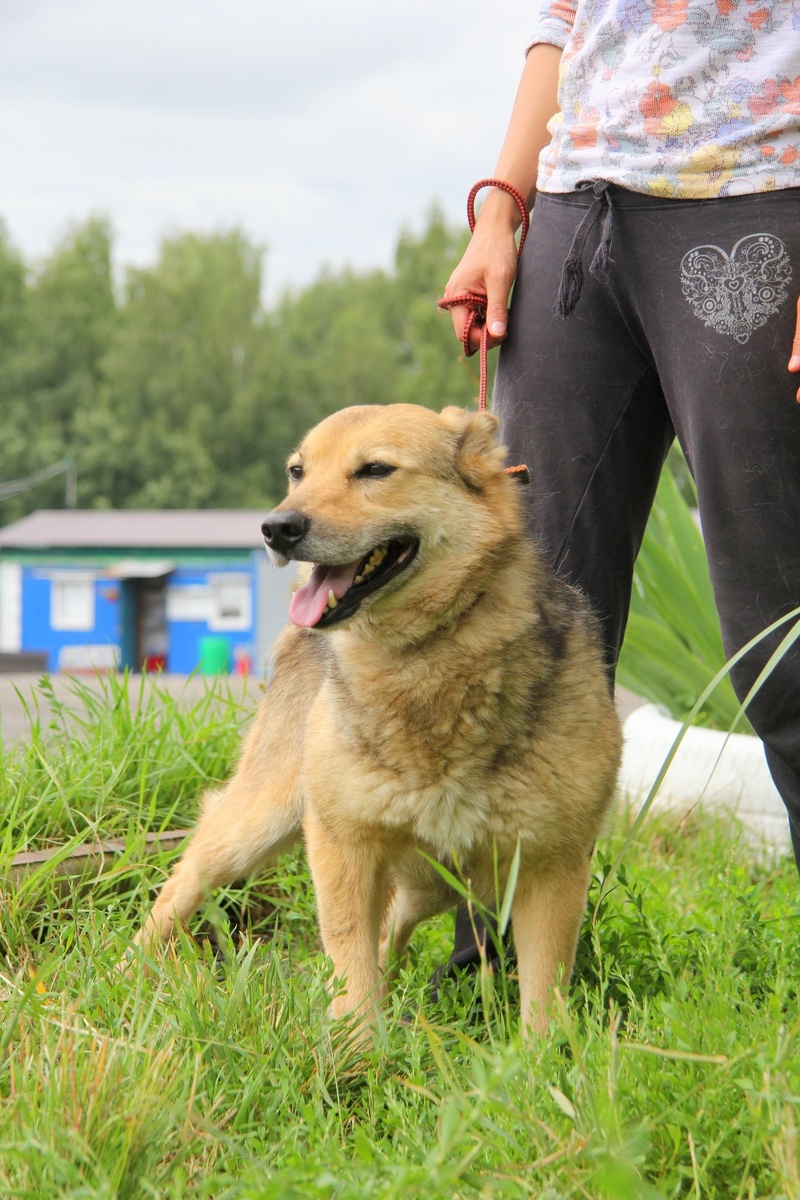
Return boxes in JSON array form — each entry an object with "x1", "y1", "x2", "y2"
[
  {"x1": 208, "y1": 574, "x2": 251, "y2": 632},
  {"x1": 51, "y1": 575, "x2": 95, "y2": 632}
]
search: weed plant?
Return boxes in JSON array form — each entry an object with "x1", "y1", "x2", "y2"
[
  {"x1": 616, "y1": 467, "x2": 750, "y2": 733},
  {"x1": 1, "y1": 676, "x2": 799, "y2": 1198}
]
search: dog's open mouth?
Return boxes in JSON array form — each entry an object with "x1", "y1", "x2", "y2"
[{"x1": 288, "y1": 537, "x2": 419, "y2": 629}]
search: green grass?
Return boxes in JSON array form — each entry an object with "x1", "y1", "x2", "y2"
[{"x1": 1, "y1": 676, "x2": 799, "y2": 1198}]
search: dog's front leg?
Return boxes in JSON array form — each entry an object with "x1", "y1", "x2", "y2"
[
  {"x1": 132, "y1": 776, "x2": 301, "y2": 957},
  {"x1": 304, "y1": 810, "x2": 387, "y2": 1031},
  {"x1": 512, "y1": 855, "x2": 592, "y2": 1035},
  {"x1": 130, "y1": 625, "x2": 318, "y2": 959}
]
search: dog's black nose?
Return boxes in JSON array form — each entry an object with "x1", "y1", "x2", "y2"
[{"x1": 261, "y1": 510, "x2": 310, "y2": 554}]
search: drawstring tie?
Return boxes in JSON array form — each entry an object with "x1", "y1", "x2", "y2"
[{"x1": 554, "y1": 180, "x2": 615, "y2": 319}]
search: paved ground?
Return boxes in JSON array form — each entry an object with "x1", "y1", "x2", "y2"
[
  {"x1": 616, "y1": 686, "x2": 646, "y2": 721},
  {"x1": 0, "y1": 671, "x2": 645, "y2": 748},
  {"x1": 0, "y1": 672, "x2": 263, "y2": 748}
]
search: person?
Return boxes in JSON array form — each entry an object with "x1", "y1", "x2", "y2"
[{"x1": 440, "y1": 2, "x2": 800, "y2": 972}]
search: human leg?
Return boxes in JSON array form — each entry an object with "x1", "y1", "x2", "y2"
[
  {"x1": 448, "y1": 191, "x2": 674, "y2": 968},
  {"x1": 616, "y1": 187, "x2": 800, "y2": 864},
  {"x1": 494, "y1": 191, "x2": 676, "y2": 669}
]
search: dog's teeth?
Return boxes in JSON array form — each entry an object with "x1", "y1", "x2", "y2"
[
  {"x1": 358, "y1": 545, "x2": 387, "y2": 580},
  {"x1": 327, "y1": 590, "x2": 337, "y2": 609}
]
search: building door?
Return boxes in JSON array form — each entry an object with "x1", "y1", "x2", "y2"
[
  {"x1": 120, "y1": 577, "x2": 169, "y2": 672},
  {"x1": 136, "y1": 578, "x2": 168, "y2": 671}
]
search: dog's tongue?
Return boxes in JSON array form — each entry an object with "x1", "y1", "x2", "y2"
[{"x1": 289, "y1": 561, "x2": 360, "y2": 628}]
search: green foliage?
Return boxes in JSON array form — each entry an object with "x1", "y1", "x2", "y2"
[
  {"x1": 0, "y1": 218, "x2": 115, "y2": 522},
  {"x1": 617, "y1": 464, "x2": 749, "y2": 731},
  {"x1": 85, "y1": 229, "x2": 264, "y2": 509},
  {"x1": 1, "y1": 680, "x2": 799, "y2": 1197},
  {"x1": 0, "y1": 220, "x2": 26, "y2": 358},
  {"x1": 0, "y1": 207, "x2": 476, "y2": 522}
]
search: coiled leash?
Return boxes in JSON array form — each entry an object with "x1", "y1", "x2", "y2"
[{"x1": 438, "y1": 178, "x2": 531, "y2": 484}]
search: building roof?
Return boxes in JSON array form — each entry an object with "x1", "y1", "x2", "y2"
[{"x1": 0, "y1": 510, "x2": 267, "y2": 550}]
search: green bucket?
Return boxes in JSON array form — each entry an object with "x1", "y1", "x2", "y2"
[{"x1": 198, "y1": 635, "x2": 232, "y2": 675}]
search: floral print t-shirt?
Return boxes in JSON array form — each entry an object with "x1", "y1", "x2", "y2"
[{"x1": 531, "y1": 0, "x2": 800, "y2": 198}]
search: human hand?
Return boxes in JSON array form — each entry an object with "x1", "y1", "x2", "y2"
[
  {"x1": 789, "y1": 295, "x2": 800, "y2": 403},
  {"x1": 442, "y1": 194, "x2": 522, "y2": 352}
]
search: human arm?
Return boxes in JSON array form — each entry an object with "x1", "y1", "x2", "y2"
[{"x1": 443, "y1": 41, "x2": 564, "y2": 350}]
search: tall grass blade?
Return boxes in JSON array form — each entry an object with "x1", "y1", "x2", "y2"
[
  {"x1": 608, "y1": 604, "x2": 800, "y2": 893},
  {"x1": 497, "y1": 838, "x2": 521, "y2": 939},
  {"x1": 618, "y1": 465, "x2": 746, "y2": 730}
]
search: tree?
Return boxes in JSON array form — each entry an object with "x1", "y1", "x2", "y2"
[
  {"x1": 0, "y1": 218, "x2": 114, "y2": 522},
  {"x1": 0, "y1": 207, "x2": 482, "y2": 522},
  {"x1": 391, "y1": 205, "x2": 480, "y2": 411},
  {"x1": 236, "y1": 207, "x2": 478, "y2": 502},
  {"x1": 85, "y1": 229, "x2": 265, "y2": 509},
  {"x1": 0, "y1": 221, "x2": 25, "y2": 361}
]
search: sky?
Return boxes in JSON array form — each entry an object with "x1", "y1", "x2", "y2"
[{"x1": 0, "y1": 1, "x2": 533, "y2": 304}]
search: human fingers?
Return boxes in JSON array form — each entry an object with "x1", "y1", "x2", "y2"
[
  {"x1": 789, "y1": 294, "x2": 800, "y2": 403},
  {"x1": 447, "y1": 302, "x2": 474, "y2": 346},
  {"x1": 482, "y1": 263, "x2": 516, "y2": 348},
  {"x1": 442, "y1": 268, "x2": 487, "y2": 350},
  {"x1": 442, "y1": 229, "x2": 519, "y2": 350},
  {"x1": 452, "y1": 283, "x2": 513, "y2": 354},
  {"x1": 444, "y1": 261, "x2": 517, "y2": 352}
]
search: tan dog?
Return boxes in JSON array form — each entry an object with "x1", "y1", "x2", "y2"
[{"x1": 133, "y1": 404, "x2": 621, "y2": 1034}]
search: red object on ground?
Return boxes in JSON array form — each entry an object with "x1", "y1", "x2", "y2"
[{"x1": 234, "y1": 648, "x2": 252, "y2": 675}]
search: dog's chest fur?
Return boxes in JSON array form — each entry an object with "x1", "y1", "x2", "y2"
[{"x1": 305, "y1": 583, "x2": 579, "y2": 859}]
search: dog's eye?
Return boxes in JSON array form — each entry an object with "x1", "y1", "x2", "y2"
[
  {"x1": 288, "y1": 464, "x2": 303, "y2": 482},
  {"x1": 355, "y1": 462, "x2": 396, "y2": 479}
]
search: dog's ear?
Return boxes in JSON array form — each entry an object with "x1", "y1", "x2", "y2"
[{"x1": 440, "y1": 407, "x2": 505, "y2": 491}]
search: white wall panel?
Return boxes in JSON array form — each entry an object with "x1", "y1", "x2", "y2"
[{"x1": 0, "y1": 562, "x2": 22, "y2": 652}]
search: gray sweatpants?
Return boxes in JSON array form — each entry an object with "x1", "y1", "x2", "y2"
[{"x1": 494, "y1": 184, "x2": 800, "y2": 868}]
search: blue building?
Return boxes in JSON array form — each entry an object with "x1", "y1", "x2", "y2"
[{"x1": 0, "y1": 510, "x2": 293, "y2": 674}]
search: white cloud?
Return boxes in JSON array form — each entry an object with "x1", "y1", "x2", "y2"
[{"x1": 0, "y1": 0, "x2": 532, "y2": 300}]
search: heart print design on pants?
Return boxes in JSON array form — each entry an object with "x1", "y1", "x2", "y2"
[{"x1": 680, "y1": 233, "x2": 792, "y2": 344}]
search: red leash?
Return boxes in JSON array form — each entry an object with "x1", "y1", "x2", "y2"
[{"x1": 438, "y1": 179, "x2": 530, "y2": 412}]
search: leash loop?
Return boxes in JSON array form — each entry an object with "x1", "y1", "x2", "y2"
[{"x1": 438, "y1": 179, "x2": 529, "y2": 412}]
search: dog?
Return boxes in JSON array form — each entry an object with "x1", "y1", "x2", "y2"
[{"x1": 132, "y1": 404, "x2": 621, "y2": 1034}]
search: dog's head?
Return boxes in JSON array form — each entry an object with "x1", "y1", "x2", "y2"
[{"x1": 262, "y1": 404, "x2": 524, "y2": 634}]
